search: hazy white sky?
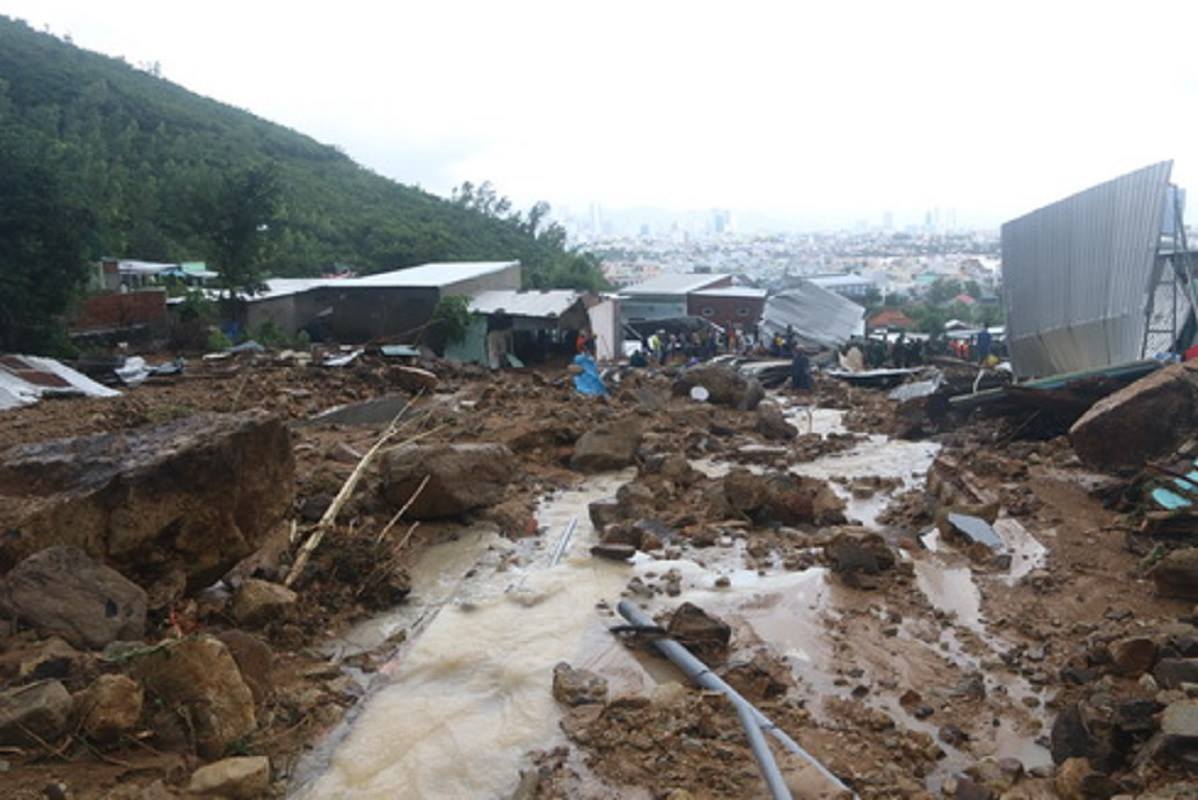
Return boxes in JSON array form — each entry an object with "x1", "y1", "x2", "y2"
[{"x1": 5, "y1": 0, "x2": 1198, "y2": 228}]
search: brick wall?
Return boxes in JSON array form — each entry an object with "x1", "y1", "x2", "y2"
[{"x1": 72, "y1": 290, "x2": 168, "y2": 332}]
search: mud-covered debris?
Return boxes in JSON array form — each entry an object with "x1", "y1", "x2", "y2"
[
  {"x1": 0, "y1": 545, "x2": 147, "y2": 650},
  {"x1": 552, "y1": 662, "x2": 608, "y2": 706},
  {"x1": 77, "y1": 673, "x2": 143, "y2": 742},
  {"x1": 1155, "y1": 657, "x2": 1198, "y2": 689},
  {"x1": 187, "y1": 755, "x2": 271, "y2": 799},
  {"x1": 1053, "y1": 756, "x2": 1118, "y2": 800},
  {"x1": 722, "y1": 468, "x2": 845, "y2": 526},
  {"x1": 0, "y1": 411, "x2": 294, "y2": 593},
  {"x1": 588, "y1": 497, "x2": 622, "y2": 529},
  {"x1": 216, "y1": 630, "x2": 275, "y2": 705},
  {"x1": 1069, "y1": 361, "x2": 1198, "y2": 470},
  {"x1": 755, "y1": 400, "x2": 797, "y2": 441},
  {"x1": 720, "y1": 650, "x2": 795, "y2": 701},
  {"x1": 16, "y1": 637, "x2": 84, "y2": 682},
  {"x1": 230, "y1": 578, "x2": 297, "y2": 627},
  {"x1": 569, "y1": 421, "x2": 642, "y2": 472},
  {"x1": 131, "y1": 635, "x2": 256, "y2": 759},
  {"x1": 381, "y1": 442, "x2": 515, "y2": 518},
  {"x1": 0, "y1": 679, "x2": 73, "y2": 746},
  {"x1": 665, "y1": 602, "x2": 731, "y2": 664},
  {"x1": 1151, "y1": 547, "x2": 1198, "y2": 600}
]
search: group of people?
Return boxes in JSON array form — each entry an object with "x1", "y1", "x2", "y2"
[{"x1": 848, "y1": 328, "x2": 1001, "y2": 369}]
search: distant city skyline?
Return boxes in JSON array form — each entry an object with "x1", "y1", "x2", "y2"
[{"x1": 5, "y1": 1, "x2": 1198, "y2": 231}]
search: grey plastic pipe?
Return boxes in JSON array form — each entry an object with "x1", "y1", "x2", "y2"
[{"x1": 616, "y1": 599, "x2": 853, "y2": 797}]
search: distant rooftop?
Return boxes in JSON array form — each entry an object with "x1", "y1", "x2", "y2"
[
  {"x1": 807, "y1": 274, "x2": 875, "y2": 288},
  {"x1": 690, "y1": 286, "x2": 768, "y2": 299},
  {"x1": 621, "y1": 273, "x2": 729, "y2": 295}
]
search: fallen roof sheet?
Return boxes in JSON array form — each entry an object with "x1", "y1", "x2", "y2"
[
  {"x1": 0, "y1": 355, "x2": 121, "y2": 411},
  {"x1": 1001, "y1": 161, "x2": 1173, "y2": 377},
  {"x1": 759, "y1": 280, "x2": 865, "y2": 348},
  {"x1": 468, "y1": 289, "x2": 584, "y2": 318}
]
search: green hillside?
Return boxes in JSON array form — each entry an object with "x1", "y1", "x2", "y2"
[{"x1": 0, "y1": 15, "x2": 603, "y2": 288}]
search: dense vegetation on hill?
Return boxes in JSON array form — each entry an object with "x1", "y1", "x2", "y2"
[{"x1": 0, "y1": 16, "x2": 605, "y2": 305}]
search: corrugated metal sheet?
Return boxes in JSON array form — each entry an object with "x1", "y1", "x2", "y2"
[
  {"x1": 620, "y1": 273, "x2": 729, "y2": 295},
  {"x1": 468, "y1": 289, "x2": 583, "y2": 318},
  {"x1": 0, "y1": 355, "x2": 120, "y2": 411},
  {"x1": 1001, "y1": 161, "x2": 1172, "y2": 377},
  {"x1": 759, "y1": 281, "x2": 865, "y2": 348}
]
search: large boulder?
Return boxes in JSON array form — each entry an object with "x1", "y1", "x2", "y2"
[
  {"x1": 570, "y1": 421, "x2": 642, "y2": 472},
  {"x1": 0, "y1": 546, "x2": 146, "y2": 649},
  {"x1": 381, "y1": 443, "x2": 515, "y2": 519},
  {"x1": 1152, "y1": 548, "x2": 1198, "y2": 601},
  {"x1": 723, "y1": 468, "x2": 845, "y2": 526},
  {"x1": 0, "y1": 412, "x2": 294, "y2": 593},
  {"x1": 824, "y1": 529, "x2": 897, "y2": 575},
  {"x1": 131, "y1": 635, "x2": 256, "y2": 759},
  {"x1": 0, "y1": 680, "x2": 73, "y2": 746},
  {"x1": 673, "y1": 364, "x2": 765, "y2": 411},
  {"x1": 1069, "y1": 362, "x2": 1198, "y2": 470}
]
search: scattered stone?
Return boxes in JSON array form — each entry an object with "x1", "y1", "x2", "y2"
[
  {"x1": 569, "y1": 422, "x2": 642, "y2": 472},
  {"x1": 588, "y1": 498, "x2": 622, "y2": 529},
  {"x1": 77, "y1": 674, "x2": 143, "y2": 742},
  {"x1": 1110, "y1": 637, "x2": 1158, "y2": 677},
  {"x1": 0, "y1": 412, "x2": 294, "y2": 592},
  {"x1": 721, "y1": 651, "x2": 796, "y2": 701},
  {"x1": 0, "y1": 546, "x2": 146, "y2": 650},
  {"x1": 666, "y1": 602, "x2": 731, "y2": 664},
  {"x1": 590, "y1": 543, "x2": 636, "y2": 561},
  {"x1": 755, "y1": 401, "x2": 797, "y2": 441},
  {"x1": 229, "y1": 578, "x2": 297, "y2": 627},
  {"x1": 131, "y1": 635, "x2": 256, "y2": 758},
  {"x1": 1151, "y1": 548, "x2": 1198, "y2": 601},
  {"x1": 723, "y1": 468, "x2": 845, "y2": 525},
  {"x1": 1153, "y1": 658, "x2": 1198, "y2": 690},
  {"x1": 1053, "y1": 756, "x2": 1118, "y2": 800},
  {"x1": 187, "y1": 756, "x2": 270, "y2": 799},
  {"x1": 552, "y1": 662, "x2": 608, "y2": 706},
  {"x1": 17, "y1": 637, "x2": 83, "y2": 681},
  {"x1": 0, "y1": 680, "x2": 73, "y2": 746},
  {"x1": 939, "y1": 723, "x2": 969, "y2": 747},
  {"x1": 381, "y1": 442, "x2": 515, "y2": 518}
]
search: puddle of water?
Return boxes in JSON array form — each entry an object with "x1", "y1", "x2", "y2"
[
  {"x1": 294, "y1": 472, "x2": 642, "y2": 800},
  {"x1": 914, "y1": 561, "x2": 981, "y2": 627}
]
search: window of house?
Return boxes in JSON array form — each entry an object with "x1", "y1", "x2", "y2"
[
  {"x1": 736, "y1": 307, "x2": 749, "y2": 316},
  {"x1": 701, "y1": 307, "x2": 714, "y2": 317}
]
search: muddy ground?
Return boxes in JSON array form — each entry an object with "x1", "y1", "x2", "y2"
[{"x1": 0, "y1": 351, "x2": 1196, "y2": 799}]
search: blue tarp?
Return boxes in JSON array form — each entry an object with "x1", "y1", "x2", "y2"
[{"x1": 573, "y1": 353, "x2": 607, "y2": 396}]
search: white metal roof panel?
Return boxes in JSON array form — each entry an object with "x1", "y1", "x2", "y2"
[
  {"x1": 0, "y1": 355, "x2": 120, "y2": 411},
  {"x1": 337, "y1": 261, "x2": 520, "y2": 288},
  {"x1": 468, "y1": 289, "x2": 583, "y2": 317},
  {"x1": 620, "y1": 273, "x2": 730, "y2": 296},
  {"x1": 690, "y1": 286, "x2": 768, "y2": 299},
  {"x1": 759, "y1": 280, "x2": 865, "y2": 348}
]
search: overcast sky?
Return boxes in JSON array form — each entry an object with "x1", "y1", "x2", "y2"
[{"x1": 5, "y1": 0, "x2": 1198, "y2": 229}]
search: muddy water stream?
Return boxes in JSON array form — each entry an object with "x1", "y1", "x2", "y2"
[{"x1": 294, "y1": 400, "x2": 1052, "y2": 798}]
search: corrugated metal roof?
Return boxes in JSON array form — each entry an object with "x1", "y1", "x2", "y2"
[
  {"x1": 337, "y1": 261, "x2": 520, "y2": 288},
  {"x1": 620, "y1": 273, "x2": 729, "y2": 295},
  {"x1": 0, "y1": 355, "x2": 120, "y2": 411},
  {"x1": 690, "y1": 286, "x2": 768, "y2": 299},
  {"x1": 244, "y1": 262, "x2": 521, "y2": 302},
  {"x1": 468, "y1": 289, "x2": 584, "y2": 317},
  {"x1": 759, "y1": 280, "x2": 865, "y2": 348},
  {"x1": 1001, "y1": 161, "x2": 1172, "y2": 377},
  {"x1": 807, "y1": 274, "x2": 874, "y2": 288}
]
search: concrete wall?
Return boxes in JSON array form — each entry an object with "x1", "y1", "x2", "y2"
[
  {"x1": 314, "y1": 286, "x2": 441, "y2": 342},
  {"x1": 620, "y1": 295, "x2": 688, "y2": 323}
]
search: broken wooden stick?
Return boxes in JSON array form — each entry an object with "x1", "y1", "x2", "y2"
[
  {"x1": 375, "y1": 474, "x2": 430, "y2": 544},
  {"x1": 285, "y1": 393, "x2": 431, "y2": 587}
]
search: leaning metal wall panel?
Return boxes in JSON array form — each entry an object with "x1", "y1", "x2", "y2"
[{"x1": 1001, "y1": 161, "x2": 1172, "y2": 377}]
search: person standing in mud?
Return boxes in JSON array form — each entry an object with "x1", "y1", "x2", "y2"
[{"x1": 790, "y1": 346, "x2": 813, "y2": 394}]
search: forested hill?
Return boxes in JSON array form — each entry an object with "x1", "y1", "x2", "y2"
[{"x1": 0, "y1": 16, "x2": 604, "y2": 289}]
